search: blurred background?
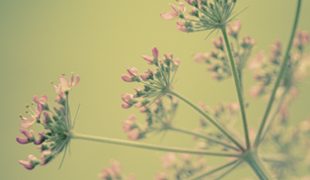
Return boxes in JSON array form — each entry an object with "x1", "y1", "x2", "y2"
[{"x1": 0, "y1": 0, "x2": 309, "y2": 179}]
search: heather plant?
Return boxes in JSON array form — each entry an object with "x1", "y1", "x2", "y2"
[{"x1": 16, "y1": 0, "x2": 310, "y2": 179}]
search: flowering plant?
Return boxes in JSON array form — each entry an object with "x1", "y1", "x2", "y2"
[{"x1": 16, "y1": 0, "x2": 310, "y2": 179}]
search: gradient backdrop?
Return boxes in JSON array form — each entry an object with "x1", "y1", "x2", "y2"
[{"x1": 1, "y1": 0, "x2": 309, "y2": 179}]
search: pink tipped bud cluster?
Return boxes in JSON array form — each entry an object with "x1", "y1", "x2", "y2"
[
  {"x1": 267, "y1": 117, "x2": 310, "y2": 178},
  {"x1": 17, "y1": 74, "x2": 80, "y2": 170},
  {"x1": 198, "y1": 102, "x2": 240, "y2": 151},
  {"x1": 98, "y1": 161, "x2": 135, "y2": 180},
  {"x1": 121, "y1": 47, "x2": 179, "y2": 111},
  {"x1": 195, "y1": 21, "x2": 255, "y2": 81},
  {"x1": 161, "y1": 0, "x2": 237, "y2": 32},
  {"x1": 122, "y1": 97, "x2": 178, "y2": 141},
  {"x1": 156, "y1": 153, "x2": 206, "y2": 179},
  {"x1": 249, "y1": 31, "x2": 309, "y2": 98}
]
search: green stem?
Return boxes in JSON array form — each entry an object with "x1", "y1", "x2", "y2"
[
  {"x1": 169, "y1": 91, "x2": 245, "y2": 151},
  {"x1": 254, "y1": 0, "x2": 303, "y2": 148},
  {"x1": 245, "y1": 153, "x2": 270, "y2": 180},
  {"x1": 169, "y1": 126, "x2": 240, "y2": 151},
  {"x1": 215, "y1": 160, "x2": 243, "y2": 180},
  {"x1": 189, "y1": 160, "x2": 239, "y2": 180},
  {"x1": 259, "y1": 90, "x2": 289, "y2": 143},
  {"x1": 221, "y1": 27, "x2": 251, "y2": 150},
  {"x1": 71, "y1": 132, "x2": 240, "y2": 157}
]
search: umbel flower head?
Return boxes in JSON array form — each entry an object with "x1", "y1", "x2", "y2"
[
  {"x1": 16, "y1": 74, "x2": 80, "y2": 170},
  {"x1": 121, "y1": 47, "x2": 180, "y2": 110},
  {"x1": 122, "y1": 96, "x2": 178, "y2": 141},
  {"x1": 161, "y1": 0, "x2": 237, "y2": 32},
  {"x1": 121, "y1": 48, "x2": 180, "y2": 140},
  {"x1": 249, "y1": 30, "x2": 309, "y2": 98}
]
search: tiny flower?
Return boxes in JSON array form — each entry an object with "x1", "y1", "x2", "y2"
[
  {"x1": 294, "y1": 30, "x2": 310, "y2": 50},
  {"x1": 241, "y1": 36, "x2": 255, "y2": 48},
  {"x1": 162, "y1": 153, "x2": 176, "y2": 168},
  {"x1": 152, "y1": 47, "x2": 159, "y2": 59},
  {"x1": 228, "y1": 20, "x2": 241, "y2": 38},
  {"x1": 121, "y1": 74, "x2": 134, "y2": 82},
  {"x1": 213, "y1": 37, "x2": 224, "y2": 50},
  {"x1": 140, "y1": 70, "x2": 153, "y2": 81},
  {"x1": 122, "y1": 115, "x2": 136, "y2": 132},
  {"x1": 127, "y1": 128, "x2": 142, "y2": 141},
  {"x1": 19, "y1": 155, "x2": 40, "y2": 170},
  {"x1": 121, "y1": 67, "x2": 140, "y2": 83},
  {"x1": 160, "y1": 3, "x2": 185, "y2": 20}
]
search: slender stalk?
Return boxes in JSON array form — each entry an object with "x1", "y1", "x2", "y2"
[
  {"x1": 169, "y1": 91, "x2": 245, "y2": 151},
  {"x1": 189, "y1": 160, "x2": 239, "y2": 180},
  {"x1": 254, "y1": 0, "x2": 303, "y2": 147},
  {"x1": 215, "y1": 160, "x2": 243, "y2": 180},
  {"x1": 169, "y1": 126, "x2": 240, "y2": 151},
  {"x1": 259, "y1": 90, "x2": 288, "y2": 143},
  {"x1": 221, "y1": 27, "x2": 251, "y2": 150},
  {"x1": 71, "y1": 132, "x2": 240, "y2": 157},
  {"x1": 245, "y1": 153, "x2": 270, "y2": 180}
]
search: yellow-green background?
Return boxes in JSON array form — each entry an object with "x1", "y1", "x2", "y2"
[{"x1": 1, "y1": 0, "x2": 309, "y2": 179}]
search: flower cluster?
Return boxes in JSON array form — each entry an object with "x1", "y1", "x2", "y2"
[
  {"x1": 249, "y1": 31, "x2": 310, "y2": 98},
  {"x1": 264, "y1": 118, "x2": 310, "y2": 179},
  {"x1": 197, "y1": 102, "x2": 240, "y2": 150},
  {"x1": 161, "y1": 0, "x2": 237, "y2": 32},
  {"x1": 155, "y1": 153, "x2": 206, "y2": 180},
  {"x1": 122, "y1": 96, "x2": 178, "y2": 141},
  {"x1": 98, "y1": 161, "x2": 135, "y2": 180},
  {"x1": 16, "y1": 74, "x2": 80, "y2": 170},
  {"x1": 121, "y1": 48, "x2": 180, "y2": 140},
  {"x1": 195, "y1": 21, "x2": 255, "y2": 80}
]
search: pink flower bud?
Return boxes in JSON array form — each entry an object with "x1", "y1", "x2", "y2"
[
  {"x1": 21, "y1": 129, "x2": 34, "y2": 140},
  {"x1": 121, "y1": 102, "x2": 131, "y2": 109},
  {"x1": 123, "y1": 115, "x2": 136, "y2": 132},
  {"x1": 121, "y1": 93, "x2": 134, "y2": 104},
  {"x1": 142, "y1": 55, "x2": 153, "y2": 64},
  {"x1": 40, "y1": 150, "x2": 52, "y2": 165},
  {"x1": 16, "y1": 137, "x2": 29, "y2": 144},
  {"x1": 127, "y1": 67, "x2": 138, "y2": 77},
  {"x1": 19, "y1": 155, "x2": 39, "y2": 170},
  {"x1": 121, "y1": 74, "x2": 133, "y2": 82},
  {"x1": 176, "y1": 21, "x2": 187, "y2": 32},
  {"x1": 152, "y1": 47, "x2": 159, "y2": 59},
  {"x1": 140, "y1": 70, "x2": 153, "y2": 81},
  {"x1": 127, "y1": 129, "x2": 141, "y2": 140},
  {"x1": 228, "y1": 20, "x2": 241, "y2": 37},
  {"x1": 19, "y1": 160, "x2": 34, "y2": 170},
  {"x1": 213, "y1": 37, "x2": 224, "y2": 50},
  {"x1": 20, "y1": 115, "x2": 36, "y2": 129},
  {"x1": 34, "y1": 132, "x2": 46, "y2": 145},
  {"x1": 162, "y1": 153, "x2": 176, "y2": 168}
]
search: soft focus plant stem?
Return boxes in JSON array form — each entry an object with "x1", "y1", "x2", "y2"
[
  {"x1": 189, "y1": 160, "x2": 240, "y2": 180},
  {"x1": 169, "y1": 126, "x2": 240, "y2": 151},
  {"x1": 254, "y1": 0, "x2": 303, "y2": 148},
  {"x1": 221, "y1": 27, "x2": 251, "y2": 150},
  {"x1": 169, "y1": 91, "x2": 245, "y2": 151},
  {"x1": 71, "y1": 132, "x2": 240, "y2": 157},
  {"x1": 245, "y1": 152, "x2": 270, "y2": 180}
]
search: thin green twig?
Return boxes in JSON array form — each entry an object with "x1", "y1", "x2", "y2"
[
  {"x1": 72, "y1": 132, "x2": 240, "y2": 157},
  {"x1": 254, "y1": 0, "x2": 303, "y2": 148},
  {"x1": 221, "y1": 27, "x2": 251, "y2": 150}
]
